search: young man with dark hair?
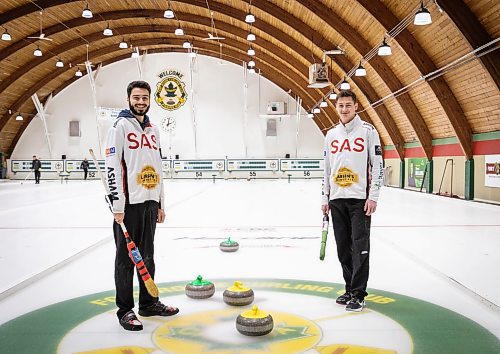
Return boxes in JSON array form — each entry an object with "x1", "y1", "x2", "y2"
[
  {"x1": 106, "y1": 80, "x2": 178, "y2": 331},
  {"x1": 321, "y1": 90, "x2": 384, "y2": 312}
]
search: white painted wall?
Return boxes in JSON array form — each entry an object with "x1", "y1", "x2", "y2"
[{"x1": 12, "y1": 53, "x2": 323, "y2": 160}]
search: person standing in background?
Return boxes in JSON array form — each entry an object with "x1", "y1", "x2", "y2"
[
  {"x1": 32, "y1": 155, "x2": 42, "y2": 184},
  {"x1": 321, "y1": 90, "x2": 384, "y2": 312},
  {"x1": 80, "y1": 157, "x2": 90, "y2": 180}
]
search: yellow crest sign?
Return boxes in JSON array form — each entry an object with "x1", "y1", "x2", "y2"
[{"x1": 155, "y1": 69, "x2": 187, "y2": 111}]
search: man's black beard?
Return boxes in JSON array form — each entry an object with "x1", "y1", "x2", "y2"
[{"x1": 129, "y1": 102, "x2": 150, "y2": 116}]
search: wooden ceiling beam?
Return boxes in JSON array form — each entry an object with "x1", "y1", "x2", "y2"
[
  {"x1": 357, "y1": 0, "x2": 473, "y2": 160},
  {"x1": 436, "y1": 0, "x2": 499, "y2": 90}
]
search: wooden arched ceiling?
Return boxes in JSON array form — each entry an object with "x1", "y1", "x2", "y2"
[{"x1": 0, "y1": 0, "x2": 498, "y2": 159}]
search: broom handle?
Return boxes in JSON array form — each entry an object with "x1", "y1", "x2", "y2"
[{"x1": 319, "y1": 213, "x2": 329, "y2": 261}]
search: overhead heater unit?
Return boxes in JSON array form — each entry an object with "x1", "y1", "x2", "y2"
[{"x1": 308, "y1": 62, "x2": 330, "y2": 88}]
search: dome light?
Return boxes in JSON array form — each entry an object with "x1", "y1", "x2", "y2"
[
  {"x1": 355, "y1": 62, "x2": 366, "y2": 76},
  {"x1": 340, "y1": 78, "x2": 350, "y2": 90},
  {"x1": 1, "y1": 28, "x2": 11, "y2": 41},
  {"x1": 164, "y1": 8, "x2": 175, "y2": 19},
  {"x1": 378, "y1": 39, "x2": 392, "y2": 56},
  {"x1": 245, "y1": 12, "x2": 255, "y2": 23},
  {"x1": 103, "y1": 24, "x2": 113, "y2": 36},
  {"x1": 82, "y1": 3, "x2": 93, "y2": 18},
  {"x1": 414, "y1": 1, "x2": 432, "y2": 25}
]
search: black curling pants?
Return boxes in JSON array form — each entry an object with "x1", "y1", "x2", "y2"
[
  {"x1": 113, "y1": 200, "x2": 159, "y2": 319},
  {"x1": 329, "y1": 198, "x2": 371, "y2": 299}
]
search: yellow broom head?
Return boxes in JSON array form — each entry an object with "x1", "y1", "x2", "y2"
[{"x1": 145, "y1": 278, "x2": 159, "y2": 297}]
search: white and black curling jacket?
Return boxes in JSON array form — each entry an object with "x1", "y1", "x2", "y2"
[
  {"x1": 322, "y1": 114, "x2": 384, "y2": 204},
  {"x1": 105, "y1": 109, "x2": 165, "y2": 213}
]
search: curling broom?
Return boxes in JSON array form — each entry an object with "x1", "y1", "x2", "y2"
[
  {"x1": 89, "y1": 148, "x2": 159, "y2": 297},
  {"x1": 319, "y1": 213, "x2": 329, "y2": 261},
  {"x1": 20, "y1": 170, "x2": 33, "y2": 185}
]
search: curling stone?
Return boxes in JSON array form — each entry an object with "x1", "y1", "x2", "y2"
[
  {"x1": 219, "y1": 237, "x2": 239, "y2": 252},
  {"x1": 185, "y1": 275, "x2": 215, "y2": 299},
  {"x1": 236, "y1": 305, "x2": 273, "y2": 336},
  {"x1": 223, "y1": 281, "x2": 254, "y2": 306}
]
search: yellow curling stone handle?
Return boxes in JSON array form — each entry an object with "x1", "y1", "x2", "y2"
[
  {"x1": 228, "y1": 281, "x2": 251, "y2": 292},
  {"x1": 241, "y1": 305, "x2": 269, "y2": 319}
]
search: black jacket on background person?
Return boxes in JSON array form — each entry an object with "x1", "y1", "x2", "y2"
[
  {"x1": 32, "y1": 159, "x2": 42, "y2": 171},
  {"x1": 32, "y1": 158, "x2": 42, "y2": 183},
  {"x1": 81, "y1": 159, "x2": 90, "y2": 180},
  {"x1": 80, "y1": 160, "x2": 90, "y2": 170}
]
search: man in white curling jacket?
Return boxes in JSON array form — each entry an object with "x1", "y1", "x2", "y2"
[
  {"x1": 106, "y1": 80, "x2": 178, "y2": 331},
  {"x1": 321, "y1": 89, "x2": 384, "y2": 312}
]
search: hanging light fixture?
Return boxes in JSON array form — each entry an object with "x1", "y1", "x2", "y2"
[
  {"x1": 313, "y1": 107, "x2": 321, "y2": 114},
  {"x1": 307, "y1": 113, "x2": 314, "y2": 118},
  {"x1": 414, "y1": 1, "x2": 432, "y2": 25},
  {"x1": 247, "y1": 47, "x2": 255, "y2": 56},
  {"x1": 1, "y1": 28, "x2": 11, "y2": 41},
  {"x1": 164, "y1": 7, "x2": 175, "y2": 19},
  {"x1": 175, "y1": 27, "x2": 184, "y2": 36},
  {"x1": 340, "y1": 78, "x2": 350, "y2": 90},
  {"x1": 248, "y1": 59, "x2": 256, "y2": 67},
  {"x1": 15, "y1": 113, "x2": 23, "y2": 121},
  {"x1": 355, "y1": 61, "x2": 366, "y2": 76},
  {"x1": 189, "y1": 50, "x2": 197, "y2": 58},
  {"x1": 320, "y1": 100, "x2": 328, "y2": 108},
  {"x1": 56, "y1": 58, "x2": 64, "y2": 67},
  {"x1": 183, "y1": 41, "x2": 191, "y2": 48},
  {"x1": 33, "y1": 46, "x2": 42, "y2": 57},
  {"x1": 82, "y1": 2, "x2": 93, "y2": 18},
  {"x1": 245, "y1": 12, "x2": 255, "y2": 23},
  {"x1": 248, "y1": 67, "x2": 256, "y2": 74},
  {"x1": 329, "y1": 92, "x2": 337, "y2": 100},
  {"x1": 131, "y1": 47, "x2": 140, "y2": 58},
  {"x1": 103, "y1": 24, "x2": 113, "y2": 36},
  {"x1": 247, "y1": 31, "x2": 256, "y2": 41},
  {"x1": 378, "y1": 38, "x2": 392, "y2": 56},
  {"x1": 119, "y1": 38, "x2": 128, "y2": 49},
  {"x1": 75, "y1": 68, "x2": 83, "y2": 77}
]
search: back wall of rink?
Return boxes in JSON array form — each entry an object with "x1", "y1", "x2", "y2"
[{"x1": 10, "y1": 53, "x2": 324, "y2": 165}]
